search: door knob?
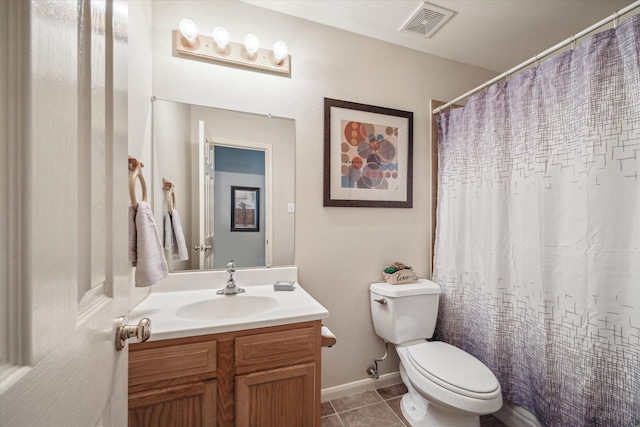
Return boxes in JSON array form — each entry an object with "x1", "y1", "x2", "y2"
[
  {"x1": 193, "y1": 244, "x2": 212, "y2": 251},
  {"x1": 115, "y1": 316, "x2": 151, "y2": 351}
]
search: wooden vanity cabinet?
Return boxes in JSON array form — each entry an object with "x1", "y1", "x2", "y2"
[
  {"x1": 235, "y1": 326, "x2": 318, "y2": 426},
  {"x1": 128, "y1": 321, "x2": 322, "y2": 427},
  {"x1": 128, "y1": 340, "x2": 218, "y2": 426}
]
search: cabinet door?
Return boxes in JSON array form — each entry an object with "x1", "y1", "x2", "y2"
[
  {"x1": 236, "y1": 363, "x2": 316, "y2": 427},
  {"x1": 129, "y1": 380, "x2": 216, "y2": 427}
]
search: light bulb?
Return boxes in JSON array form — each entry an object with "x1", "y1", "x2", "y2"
[
  {"x1": 272, "y1": 41, "x2": 288, "y2": 64},
  {"x1": 244, "y1": 34, "x2": 260, "y2": 57},
  {"x1": 213, "y1": 26, "x2": 229, "y2": 48},
  {"x1": 179, "y1": 19, "x2": 198, "y2": 46}
]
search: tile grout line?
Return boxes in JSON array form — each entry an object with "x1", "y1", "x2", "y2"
[
  {"x1": 330, "y1": 400, "x2": 345, "y2": 427},
  {"x1": 329, "y1": 391, "x2": 385, "y2": 415},
  {"x1": 334, "y1": 400, "x2": 384, "y2": 415},
  {"x1": 327, "y1": 390, "x2": 406, "y2": 427},
  {"x1": 377, "y1": 390, "x2": 409, "y2": 427}
]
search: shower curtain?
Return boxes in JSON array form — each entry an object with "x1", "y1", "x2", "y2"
[{"x1": 433, "y1": 14, "x2": 639, "y2": 427}]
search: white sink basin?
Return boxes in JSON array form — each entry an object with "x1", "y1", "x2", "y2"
[
  {"x1": 176, "y1": 295, "x2": 279, "y2": 320},
  {"x1": 128, "y1": 270, "x2": 330, "y2": 341}
]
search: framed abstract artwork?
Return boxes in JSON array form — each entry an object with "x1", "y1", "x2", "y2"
[
  {"x1": 323, "y1": 98, "x2": 413, "y2": 208},
  {"x1": 231, "y1": 186, "x2": 260, "y2": 231}
]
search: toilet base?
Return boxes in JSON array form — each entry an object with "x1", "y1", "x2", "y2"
[{"x1": 400, "y1": 362, "x2": 481, "y2": 427}]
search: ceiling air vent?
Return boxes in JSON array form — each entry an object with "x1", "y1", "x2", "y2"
[{"x1": 401, "y1": 2, "x2": 455, "y2": 38}]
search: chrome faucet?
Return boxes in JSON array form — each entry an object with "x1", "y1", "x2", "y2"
[{"x1": 217, "y1": 260, "x2": 245, "y2": 295}]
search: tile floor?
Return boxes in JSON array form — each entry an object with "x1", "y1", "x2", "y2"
[{"x1": 321, "y1": 383, "x2": 507, "y2": 427}]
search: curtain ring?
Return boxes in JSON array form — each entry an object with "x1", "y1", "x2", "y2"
[
  {"x1": 570, "y1": 35, "x2": 576, "y2": 50},
  {"x1": 613, "y1": 12, "x2": 619, "y2": 29}
]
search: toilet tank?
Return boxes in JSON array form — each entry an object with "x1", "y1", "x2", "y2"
[{"x1": 370, "y1": 279, "x2": 441, "y2": 344}]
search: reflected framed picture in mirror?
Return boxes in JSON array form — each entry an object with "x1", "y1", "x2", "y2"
[{"x1": 231, "y1": 186, "x2": 260, "y2": 232}]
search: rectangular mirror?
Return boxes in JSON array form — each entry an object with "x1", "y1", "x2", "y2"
[{"x1": 153, "y1": 99, "x2": 295, "y2": 272}]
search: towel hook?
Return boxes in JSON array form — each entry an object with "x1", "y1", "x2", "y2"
[{"x1": 129, "y1": 156, "x2": 147, "y2": 210}]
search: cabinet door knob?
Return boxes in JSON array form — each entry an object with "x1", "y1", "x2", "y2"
[{"x1": 115, "y1": 316, "x2": 151, "y2": 351}]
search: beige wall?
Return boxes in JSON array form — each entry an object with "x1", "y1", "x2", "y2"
[{"x1": 146, "y1": 1, "x2": 497, "y2": 390}]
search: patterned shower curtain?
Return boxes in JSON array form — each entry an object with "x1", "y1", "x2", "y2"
[{"x1": 433, "y1": 14, "x2": 639, "y2": 427}]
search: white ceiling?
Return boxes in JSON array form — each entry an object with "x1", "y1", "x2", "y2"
[{"x1": 241, "y1": 0, "x2": 637, "y2": 72}]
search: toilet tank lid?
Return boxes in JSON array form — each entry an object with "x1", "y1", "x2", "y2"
[{"x1": 370, "y1": 279, "x2": 440, "y2": 297}]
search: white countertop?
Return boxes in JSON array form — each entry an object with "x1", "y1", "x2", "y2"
[{"x1": 128, "y1": 267, "x2": 329, "y2": 341}]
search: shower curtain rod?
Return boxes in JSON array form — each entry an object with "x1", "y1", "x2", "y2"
[{"x1": 432, "y1": 0, "x2": 640, "y2": 115}]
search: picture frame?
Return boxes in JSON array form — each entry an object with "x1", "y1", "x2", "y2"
[
  {"x1": 323, "y1": 98, "x2": 413, "y2": 208},
  {"x1": 231, "y1": 186, "x2": 260, "y2": 231}
]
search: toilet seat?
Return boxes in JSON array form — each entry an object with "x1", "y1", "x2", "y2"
[{"x1": 406, "y1": 341, "x2": 500, "y2": 400}]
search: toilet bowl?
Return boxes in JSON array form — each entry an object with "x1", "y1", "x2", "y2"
[
  {"x1": 370, "y1": 280, "x2": 502, "y2": 426},
  {"x1": 397, "y1": 342, "x2": 502, "y2": 426}
]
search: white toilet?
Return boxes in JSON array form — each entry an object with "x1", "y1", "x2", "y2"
[{"x1": 370, "y1": 279, "x2": 502, "y2": 427}]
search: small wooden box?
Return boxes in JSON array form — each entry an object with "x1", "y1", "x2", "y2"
[{"x1": 382, "y1": 269, "x2": 418, "y2": 285}]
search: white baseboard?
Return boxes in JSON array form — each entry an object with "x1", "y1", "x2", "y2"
[
  {"x1": 494, "y1": 401, "x2": 542, "y2": 427},
  {"x1": 321, "y1": 372, "x2": 402, "y2": 402}
]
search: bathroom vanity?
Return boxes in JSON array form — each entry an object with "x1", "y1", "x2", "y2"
[
  {"x1": 127, "y1": 268, "x2": 328, "y2": 427},
  {"x1": 128, "y1": 320, "x2": 320, "y2": 426}
]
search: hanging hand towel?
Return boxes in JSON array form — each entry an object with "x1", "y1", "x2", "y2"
[
  {"x1": 131, "y1": 201, "x2": 168, "y2": 287},
  {"x1": 170, "y1": 209, "x2": 189, "y2": 261},
  {"x1": 164, "y1": 210, "x2": 174, "y2": 252}
]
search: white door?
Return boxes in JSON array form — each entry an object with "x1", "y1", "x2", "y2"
[
  {"x1": 1, "y1": 1, "x2": 130, "y2": 426},
  {"x1": 194, "y1": 120, "x2": 216, "y2": 269}
]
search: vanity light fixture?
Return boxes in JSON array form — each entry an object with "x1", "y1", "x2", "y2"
[{"x1": 174, "y1": 19, "x2": 291, "y2": 77}]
